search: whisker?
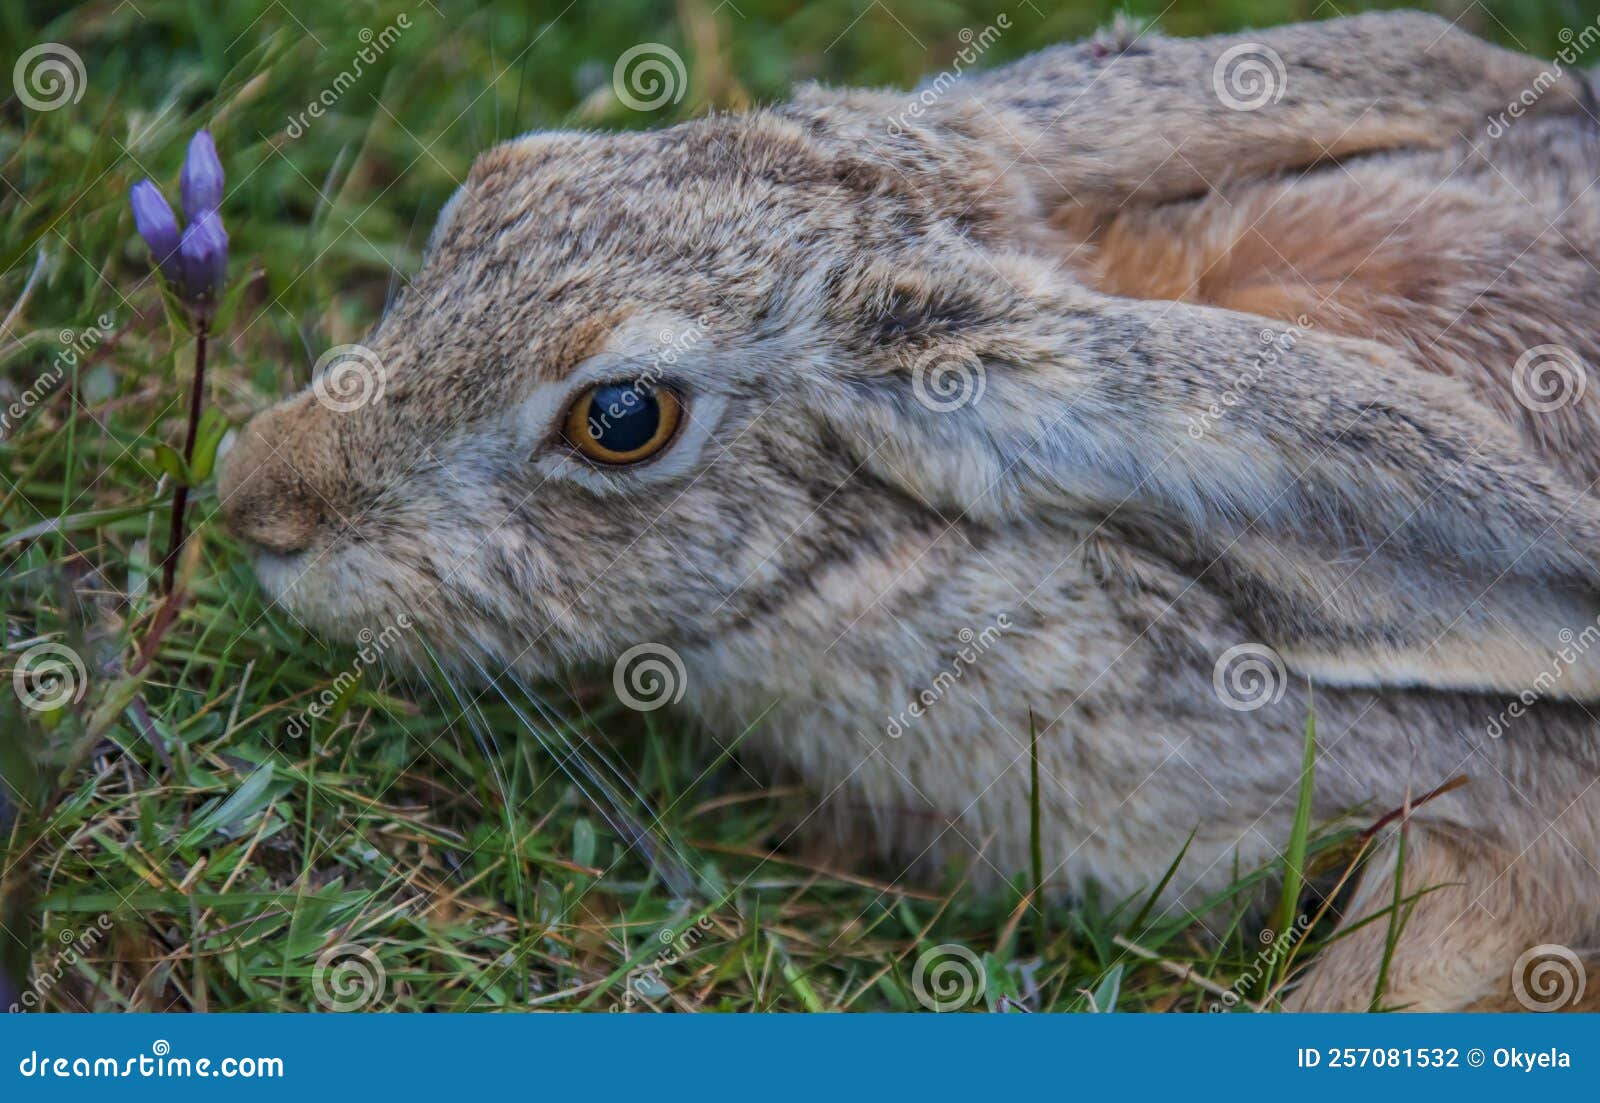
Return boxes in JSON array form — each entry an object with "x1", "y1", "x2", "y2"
[
  {"x1": 503, "y1": 667, "x2": 700, "y2": 894},
  {"x1": 417, "y1": 636, "x2": 517, "y2": 814},
  {"x1": 507, "y1": 670, "x2": 657, "y2": 826},
  {"x1": 464, "y1": 653, "x2": 696, "y2": 899}
]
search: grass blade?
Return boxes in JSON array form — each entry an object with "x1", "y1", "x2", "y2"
[{"x1": 1272, "y1": 695, "x2": 1317, "y2": 987}]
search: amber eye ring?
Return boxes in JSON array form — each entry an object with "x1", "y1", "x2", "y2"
[{"x1": 561, "y1": 382, "x2": 683, "y2": 465}]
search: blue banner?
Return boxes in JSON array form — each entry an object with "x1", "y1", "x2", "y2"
[{"x1": 3, "y1": 1014, "x2": 1596, "y2": 1100}]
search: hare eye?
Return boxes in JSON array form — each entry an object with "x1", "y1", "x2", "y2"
[{"x1": 562, "y1": 382, "x2": 683, "y2": 465}]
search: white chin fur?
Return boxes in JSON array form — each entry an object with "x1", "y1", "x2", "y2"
[{"x1": 252, "y1": 542, "x2": 392, "y2": 641}]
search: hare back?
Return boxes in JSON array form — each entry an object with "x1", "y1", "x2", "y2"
[{"x1": 1059, "y1": 112, "x2": 1600, "y2": 488}]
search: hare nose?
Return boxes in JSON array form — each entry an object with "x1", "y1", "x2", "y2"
[{"x1": 216, "y1": 400, "x2": 330, "y2": 555}]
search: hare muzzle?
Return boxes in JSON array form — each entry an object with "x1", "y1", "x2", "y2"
[{"x1": 217, "y1": 399, "x2": 334, "y2": 557}]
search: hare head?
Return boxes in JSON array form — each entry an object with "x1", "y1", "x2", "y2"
[{"x1": 216, "y1": 106, "x2": 1054, "y2": 675}]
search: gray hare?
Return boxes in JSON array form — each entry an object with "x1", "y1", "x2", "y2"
[{"x1": 220, "y1": 11, "x2": 1600, "y2": 1010}]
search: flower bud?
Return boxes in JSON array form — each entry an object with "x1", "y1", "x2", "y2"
[
  {"x1": 176, "y1": 209, "x2": 229, "y2": 314},
  {"x1": 129, "y1": 179, "x2": 180, "y2": 277},
  {"x1": 179, "y1": 130, "x2": 224, "y2": 219}
]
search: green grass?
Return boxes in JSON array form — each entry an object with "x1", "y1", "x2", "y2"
[{"x1": 0, "y1": 0, "x2": 1575, "y2": 1013}]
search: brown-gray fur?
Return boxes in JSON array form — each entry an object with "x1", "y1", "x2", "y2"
[{"x1": 218, "y1": 12, "x2": 1600, "y2": 1010}]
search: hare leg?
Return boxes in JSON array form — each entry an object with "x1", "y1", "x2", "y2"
[{"x1": 1289, "y1": 828, "x2": 1596, "y2": 1011}]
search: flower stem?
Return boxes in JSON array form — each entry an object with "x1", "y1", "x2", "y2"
[{"x1": 160, "y1": 324, "x2": 207, "y2": 595}]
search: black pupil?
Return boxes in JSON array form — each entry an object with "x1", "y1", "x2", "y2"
[{"x1": 586, "y1": 383, "x2": 660, "y2": 454}]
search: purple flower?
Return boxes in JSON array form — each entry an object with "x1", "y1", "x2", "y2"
[
  {"x1": 179, "y1": 130, "x2": 223, "y2": 219},
  {"x1": 176, "y1": 210, "x2": 229, "y2": 311},
  {"x1": 129, "y1": 130, "x2": 229, "y2": 321},
  {"x1": 130, "y1": 179, "x2": 180, "y2": 276}
]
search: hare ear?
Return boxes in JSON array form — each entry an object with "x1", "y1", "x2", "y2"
[{"x1": 822, "y1": 279, "x2": 1600, "y2": 699}]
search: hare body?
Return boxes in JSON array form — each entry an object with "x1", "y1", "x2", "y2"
[
  {"x1": 220, "y1": 13, "x2": 1600, "y2": 1010},
  {"x1": 687, "y1": 494, "x2": 1600, "y2": 1013},
  {"x1": 1116, "y1": 111, "x2": 1600, "y2": 1012}
]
